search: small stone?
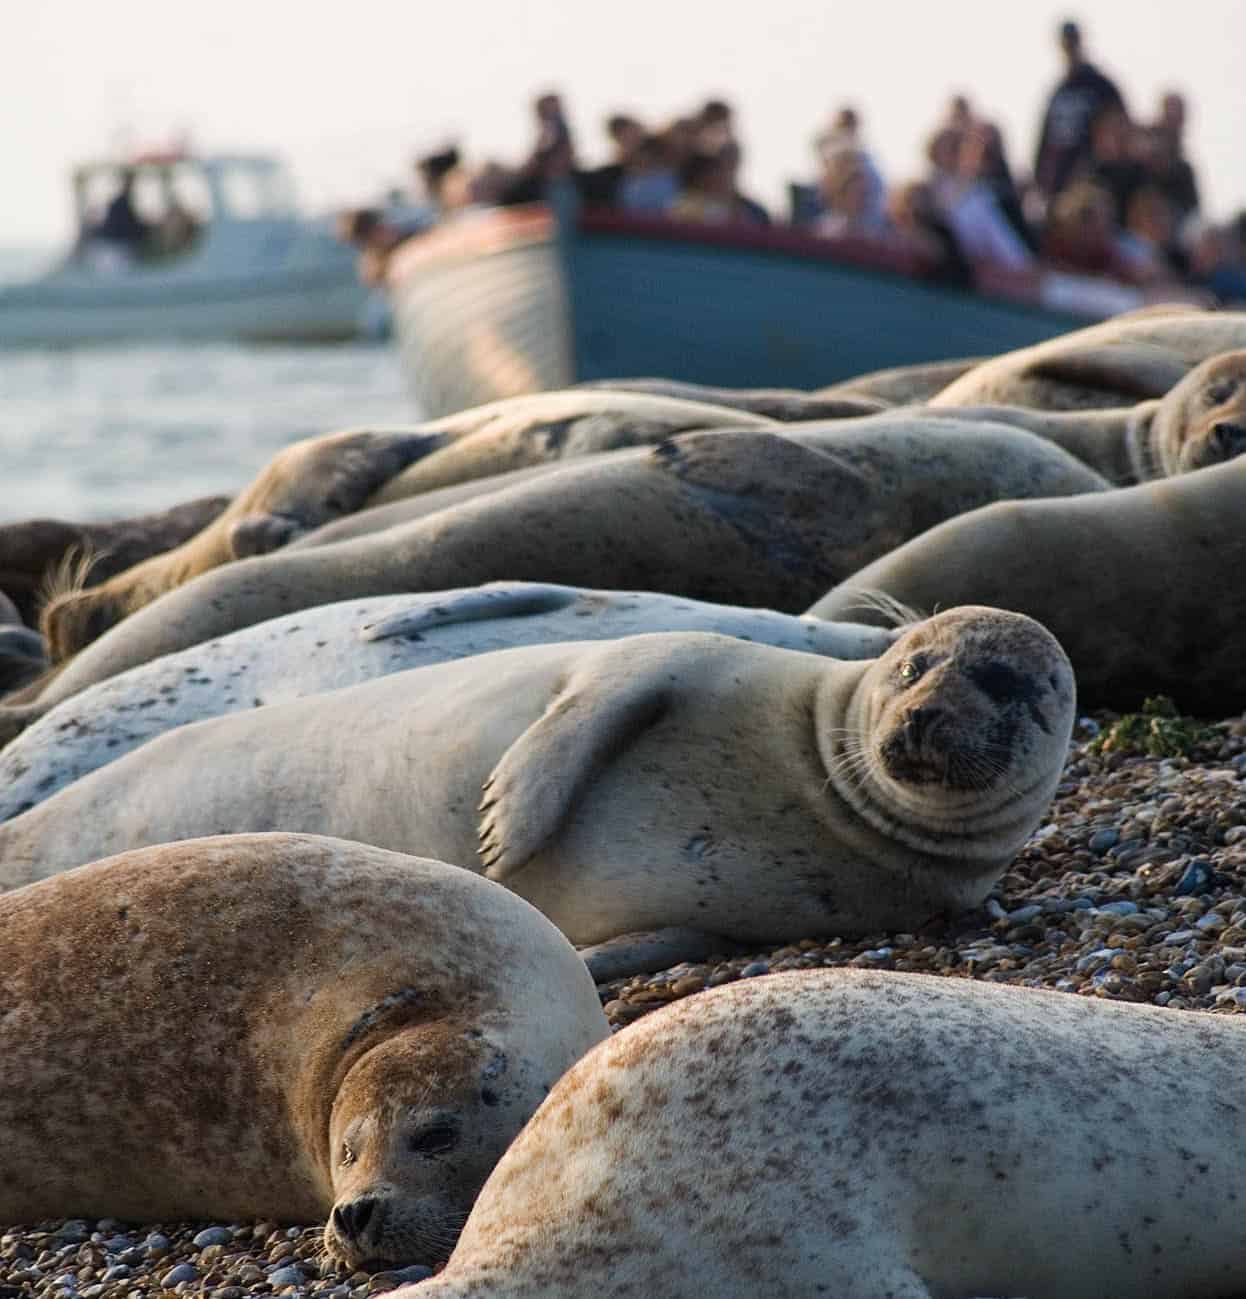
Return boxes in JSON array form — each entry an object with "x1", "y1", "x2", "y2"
[
  {"x1": 269, "y1": 1242, "x2": 296, "y2": 1263},
  {"x1": 193, "y1": 1227, "x2": 234, "y2": 1249},
  {"x1": 161, "y1": 1264, "x2": 198, "y2": 1287},
  {"x1": 1096, "y1": 900, "x2": 1138, "y2": 916},
  {"x1": 1088, "y1": 828, "x2": 1120, "y2": 856},
  {"x1": 269, "y1": 1266, "x2": 304, "y2": 1287},
  {"x1": 705, "y1": 968, "x2": 738, "y2": 987},
  {"x1": 671, "y1": 975, "x2": 705, "y2": 996},
  {"x1": 100, "y1": 1266, "x2": 131, "y2": 1282},
  {"x1": 389, "y1": 1265, "x2": 434, "y2": 1285},
  {"x1": 366, "y1": 1273, "x2": 398, "y2": 1295},
  {"x1": 739, "y1": 961, "x2": 769, "y2": 977},
  {"x1": 1175, "y1": 860, "x2": 1215, "y2": 896},
  {"x1": 143, "y1": 1234, "x2": 170, "y2": 1257},
  {"x1": 55, "y1": 1223, "x2": 90, "y2": 1244}
]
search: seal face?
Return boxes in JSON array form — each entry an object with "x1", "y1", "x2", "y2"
[
  {"x1": 827, "y1": 606, "x2": 1075, "y2": 858},
  {"x1": 1148, "y1": 348, "x2": 1246, "y2": 475}
]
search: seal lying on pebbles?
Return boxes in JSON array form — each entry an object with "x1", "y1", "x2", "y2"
[
  {"x1": 929, "y1": 306, "x2": 1246, "y2": 410},
  {"x1": 0, "y1": 612, "x2": 1077, "y2": 981},
  {"x1": 810, "y1": 458, "x2": 1246, "y2": 714},
  {"x1": 407, "y1": 969, "x2": 1246, "y2": 1299},
  {"x1": 0, "y1": 583, "x2": 899, "y2": 821},
  {"x1": 7, "y1": 418, "x2": 1102, "y2": 727},
  {"x1": 933, "y1": 349, "x2": 1246, "y2": 485},
  {"x1": 0, "y1": 494, "x2": 229, "y2": 626},
  {"x1": 0, "y1": 832, "x2": 608, "y2": 1268},
  {"x1": 573, "y1": 377, "x2": 887, "y2": 420}
]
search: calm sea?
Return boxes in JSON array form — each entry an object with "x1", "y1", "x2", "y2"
[{"x1": 0, "y1": 248, "x2": 415, "y2": 525}]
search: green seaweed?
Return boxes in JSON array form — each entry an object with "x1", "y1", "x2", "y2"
[{"x1": 1088, "y1": 696, "x2": 1218, "y2": 759}]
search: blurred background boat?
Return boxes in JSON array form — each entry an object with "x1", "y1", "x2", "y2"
[
  {"x1": 0, "y1": 153, "x2": 370, "y2": 346},
  {"x1": 386, "y1": 186, "x2": 1207, "y2": 418}
]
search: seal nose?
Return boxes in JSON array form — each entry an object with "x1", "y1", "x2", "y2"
[
  {"x1": 903, "y1": 706, "x2": 942, "y2": 753},
  {"x1": 332, "y1": 1195, "x2": 377, "y2": 1243},
  {"x1": 1212, "y1": 422, "x2": 1246, "y2": 458}
]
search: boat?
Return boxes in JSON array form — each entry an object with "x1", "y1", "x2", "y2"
[
  {"x1": 386, "y1": 184, "x2": 1208, "y2": 418},
  {"x1": 0, "y1": 152, "x2": 371, "y2": 346}
]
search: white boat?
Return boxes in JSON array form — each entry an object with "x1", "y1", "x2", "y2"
[{"x1": 0, "y1": 153, "x2": 371, "y2": 345}]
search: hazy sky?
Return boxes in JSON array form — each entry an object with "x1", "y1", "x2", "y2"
[{"x1": 8, "y1": 0, "x2": 1244, "y2": 247}]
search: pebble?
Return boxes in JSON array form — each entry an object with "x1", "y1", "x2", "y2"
[
  {"x1": 160, "y1": 1263, "x2": 198, "y2": 1286},
  {"x1": 192, "y1": 1227, "x2": 234, "y2": 1249},
  {"x1": 267, "y1": 1265, "x2": 303, "y2": 1287}
]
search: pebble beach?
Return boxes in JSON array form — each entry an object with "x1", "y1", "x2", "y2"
[{"x1": 3, "y1": 701, "x2": 1244, "y2": 1298}]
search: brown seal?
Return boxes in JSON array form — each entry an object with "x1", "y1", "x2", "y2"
[
  {"x1": 810, "y1": 457, "x2": 1246, "y2": 714},
  {"x1": 929, "y1": 306, "x2": 1246, "y2": 410},
  {"x1": 6, "y1": 416, "x2": 1103, "y2": 730},
  {"x1": 0, "y1": 832, "x2": 608, "y2": 1267},
  {"x1": 0, "y1": 494, "x2": 229, "y2": 625},
  {"x1": 0, "y1": 612, "x2": 1076, "y2": 984},
  {"x1": 409, "y1": 969, "x2": 1246, "y2": 1299},
  {"x1": 814, "y1": 355, "x2": 985, "y2": 405}
]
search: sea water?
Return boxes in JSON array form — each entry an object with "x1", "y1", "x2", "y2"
[{"x1": 0, "y1": 249, "x2": 415, "y2": 524}]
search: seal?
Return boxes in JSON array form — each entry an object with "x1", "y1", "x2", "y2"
[
  {"x1": 410, "y1": 969, "x2": 1246, "y2": 1299},
  {"x1": 36, "y1": 392, "x2": 776, "y2": 663},
  {"x1": 0, "y1": 494, "x2": 229, "y2": 626},
  {"x1": 809, "y1": 457, "x2": 1246, "y2": 714},
  {"x1": 928, "y1": 348, "x2": 1246, "y2": 484},
  {"x1": 8, "y1": 416, "x2": 1102, "y2": 730},
  {"x1": 0, "y1": 582, "x2": 900, "y2": 821},
  {"x1": 929, "y1": 306, "x2": 1246, "y2": 409},
  {"x1": 814, "y1": 355, "x2": 984, "y2": 406},
  {"x1": 0, "y1": 612, "x2": 1076, "y2": 980},
  {"x1": 0, "y1": 831, "x2": 608, "y2": 1266}
]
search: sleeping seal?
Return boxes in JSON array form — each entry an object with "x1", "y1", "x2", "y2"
[{"x1": 0, "y1": 832, "x2": 608, "y2": 1267}]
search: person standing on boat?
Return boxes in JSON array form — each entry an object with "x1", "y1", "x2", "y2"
[
  {"x1": 1033, "y1": 20, "x2": 1125, "y2": 202},
  {"x1": 93, "y1": 170, "x2": 149, "y2": 266}
]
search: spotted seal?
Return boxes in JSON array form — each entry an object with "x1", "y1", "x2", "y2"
[
  {"x1": 0, "y1": 832, "x2": 608, "y2": 1267},
  {"x1": 406, "y1": 969, "x2": 1246, "y2": 1299}
]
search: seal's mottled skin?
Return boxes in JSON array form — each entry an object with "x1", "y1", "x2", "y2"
[
  {"x1": 929, "y1": 306, "x2": 1246, "y2": 410},
  {"x1": 0, "y1": 583, "x2": 899, "y2": 821},
  {"x1": 6, "y1": 416, "x2": 1102, "y2": 732},
  {"x1": 406, "y1": 970, "x2": 1246, "y2": 1299},
  {"x1": 0, "y1": 833, "x2": 608, "y2": 1267},
  {"x1": 0, "y1": 613, "x2": 1075, "y2": 978},
  {"x1": 810, "y1": 457, "x2": 1246, "y2": 715}
]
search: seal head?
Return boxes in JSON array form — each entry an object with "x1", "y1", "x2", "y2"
[
  {"x1": 1136, "y1": 348, "x2": 1246, "y2": 477},
  {"x1": 825, "y1": 605, "x2": 1075, "y2": 860}
]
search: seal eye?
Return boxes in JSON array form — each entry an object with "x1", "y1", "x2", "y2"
[
  {"x1": 408, "y1": 1124, "x2": 459, "y2": 1156},
  {"x1": 898, "y1": 659, "x2": 923, "y2": 684},
  {"x1": 1205, "y1": 382, "x2": 1235, "y2": 406},
  {"x1": 340, "y1": 1142, "x2": 356, "y2": 1166}
]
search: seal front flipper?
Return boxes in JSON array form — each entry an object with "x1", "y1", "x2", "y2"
[
  {"x1": 228, "y1": 512, "x2": 302, "y2": 558},
  {"x1": 359, "y1": 583, "x2": 579, "y2": 643},
  {"x1": 478, "y1": 662, "x2": 671, "y2": 878},
  {"x1": 579, "y1": 928, "x2": 745, "y2": 983}
]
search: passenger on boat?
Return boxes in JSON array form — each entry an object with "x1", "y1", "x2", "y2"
[
  {"x1": 1077, "y1": 103, "x2": 1150, "y2": 226},
  {"x1": 1040, "y1": 180, "x2": 1158, "y2": 284},
  {"x1": 616, "y1": 134, "x2": 680, "y2": 214},
  {"x1": 693, "y1": 99, "x2": 736, "y2": 156},
  {"x1": 813, "y1": 151, "x2": 890, "y2": 240},
  {"x1": 669, "y1": 143, "x2": 769, "y2": 227},
  {"x1": 957, "y1": 120, "x2": 1037, "y2": 253},
  {"x1": 1144, "y1": 92, "x2": 1200, "y2": 219},
  {"x1": 500, "y1": 93, "x2": 577, "y2": 205},
  {"x1": 886, "y1": 181, "x2": 974, "y2": 288},
  {"x1": 927, "y1": 127, "x2": 1035, "y2": 271},
  {"x1": 1033, "y1": 19, "x2": 1125, "y2": 201},
  {"x1": 812, "y1": 106, "x2": 886, "y2": 230},
  {"x1": 577, "y1": 115, "x2": 645, "y2": 206}
]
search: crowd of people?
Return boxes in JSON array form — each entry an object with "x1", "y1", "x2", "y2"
[{"x1": 343, "y1": 19, "x2": 1246, "y2": 303}]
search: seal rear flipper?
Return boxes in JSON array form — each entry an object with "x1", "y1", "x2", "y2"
[
  {"x1": 477, "y1": 665, "x2": 671, "y2": 879},
  {"x1": 1028, "y1": 343, "x2": 1190, "y2": 402},
  {"x1": 358, "y1": 583, "x2": 580, "y2": 643},
  {"x1": 580, "y1": 928, "x2": 745, "y2": 983}
]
